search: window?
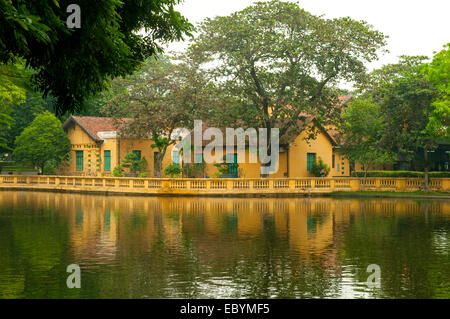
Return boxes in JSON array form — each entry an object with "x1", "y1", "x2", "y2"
[
  {"x1": 172, "y1": 150, "x2": 179, "y2": 167},
  {"x1": 332, "y1": 154, "x2": 335, "y2": 168},
  {"x1": 307, "y1": 153, "x2": 316, "y2": 171},
  {"x1": 194, "y1": 152, "x2": 203, "y2": 164},
  {"x1": 76, "y1": 151, "x2": 84, "y2": 171},
  {"x1": 104, "y1": 150, "x2": 111, "y2": 172},
  {"x1": 132, "y1": 150, "x2": 141, "y2": 160}
]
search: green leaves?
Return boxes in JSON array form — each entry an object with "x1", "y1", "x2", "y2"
[
  {"x1": 339, "y1": 97, "x2": 396, "y2": 169},
  {"x1": 188, "y1": 0, "x2": 386, "y2": 139},
  {"x1": 0, "y1": 0, "x2": 193, "y2": 115},
  {"x1": 12, "y1": 111, "x2": 71, "y2": 172},
  {"x1": 422, "y1": 43, "x2": 450, "y2": 138}
]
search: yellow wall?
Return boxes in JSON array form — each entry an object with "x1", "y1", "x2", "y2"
[
  {"x1": 331, "y1": 150, "x2": 351, "y2": 177},
  {"x1": 65, "y1": 121, "x2": 346, "y2": 178},
  {"x1": 200, "y1": 148, "x2": 288, "y2": 178},
  {"x1": 288, "y1": 125, "x2": 349, "y2": 177},
  {"x1": 64, "y1": 124, "x2": 101, "y2": 175},
  {"x1": 64, "y1": 122, "x2": 176, "y2": 177}
]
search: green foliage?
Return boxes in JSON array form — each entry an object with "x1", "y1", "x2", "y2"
[
  {"x1": 121, "y1": 152, "x2": 140, "y2": 174},
  {"x1": 362, "y1": 56, "x2": 438, "y2": 160},
  {"x1": 310, "y1": 157, "x2": 330, "y2": 177},
  {"x1": 13, "y1": 111, "x2": 71, "y2": 173},
  {"x1": 182, "y1": 162, "x2": 206, "y2": 178},
  {"x1": 0, "y1": 0, "x2": 193, "y2": 114},
  {"x1": 138, "y1": 172, "x2": 148, "y2": 178},
  {"x1": 351, "y1": 171, "x2": 450, "y2": 178},
  {"x1": 338, "y1": 97, "x2": 396, "y2": 171},
  {"x1": 121, "y1": 152, "x2": 148, "y2": 175},
  {"x1": 164, "y1": 164, "x2": 181, "y2": 178},
  {"x1": 103, "y1": 56, "x2": 203, "y2": 177},
  {"x1": 112, "y1": 165, "x2": 124, "y2": 177},
  {"x1": 422, "y1": 43, "x2": 450, "y2": 137},
  {"x1": 360, "y1": 54, "x2": 445, "y2": 190},
  {"x1": 189, "y1": 0, "x2": 387, "y2": 143}
]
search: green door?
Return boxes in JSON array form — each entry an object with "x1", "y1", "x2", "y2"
[
  {"x1": 76, "y1": 151, "x2": 84, "y2": 171},
  {"x1": 104, "y1": 150, "x2": 111, "y2": 172},
  {"x1": 228, "y1": 153, "x2": 238, "y2": 178}
]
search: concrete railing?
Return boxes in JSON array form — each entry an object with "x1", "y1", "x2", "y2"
[{"x1": 0, "y1": 175, "x2": 449, "y2": 196}]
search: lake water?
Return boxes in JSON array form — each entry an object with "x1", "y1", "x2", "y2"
[{"x1": 0, "y1": 191, "x2": 448, "y2": 299}]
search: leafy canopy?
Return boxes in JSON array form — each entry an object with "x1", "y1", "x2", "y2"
[
  {"x1": 13, "y1": 110, "x2": 71, "y2": 171},
  {"x1": 422, "y1": 43, "x2": 450, "y2": 137},
  {"x1": 338, "y1": 97, "x2": 395, "y2": 170},
  {"x1": 0, "y1": 0, "x2": 193, "y2": 114},
  {"x1": 188, "y1": 0, "x2": 387, "y2": 143}
]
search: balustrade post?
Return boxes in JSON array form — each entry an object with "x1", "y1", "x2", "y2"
[
  {"x1": 227, "y1": 179, "x2": 233, "y2": 190},
  {"x1": 289, "y1": 179, "x2": 295, "y2": 190},
  {"x1": 349, "y1": 178, "x2": 359, "y2": 191},
  {"x1": 396, "y1": 179, "x2": 406, "y2": 192},
  {"x1": 268, "y1": 179, "x2": 274, "y2": 190}
]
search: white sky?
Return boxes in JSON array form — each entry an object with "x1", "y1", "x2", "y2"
[{"x1": 166, "y1": 0, "x2": 450, "y2": 76}]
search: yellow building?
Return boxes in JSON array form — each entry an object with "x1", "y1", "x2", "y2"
[
  {"x1": 62, "y1": 114, "x2": 350, "y2": 178},
  {"x1": 62, "y1": 116, "x2": 175, "y2": 176}
]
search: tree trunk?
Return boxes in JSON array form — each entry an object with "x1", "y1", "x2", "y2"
[
  {"x1": 260, "y1": 127, "x2": 272, "y2": 178},
  {"x1": 154, "y1": 147, "x2": 168, "y2": 178},
  {"x1": 423, "y1": 148, "x2": 431, "y2": 192},
  {"x1": 154, "y1": 154, "x2": 163, "y2": 178},
  {"x1": 362, "y1": 166, "x2": 369, "y2": 191}
]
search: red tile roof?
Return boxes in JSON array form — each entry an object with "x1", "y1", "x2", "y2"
[{"x1": 63, "y1": 116, "x2": 131, "y2": 142}]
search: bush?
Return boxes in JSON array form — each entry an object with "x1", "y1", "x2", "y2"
[
  {"x1": 112, "y1": 165, "x2": 124, "y2": 177},
  {"x1": 351, "y1": 171, "x2": 450, "y2": 178},
  {"x1": 310, "y1": 157, "x2": 330, "y2": 177},
  {"x1": 138, "y1": 172, "x2": 148, "y2": 178},
  {"x1": 182, "y1": 162, "x2": 205, "y2": 178},
  {"x1": 164, "y1": 164, "x2": 181, "y2": 178}
]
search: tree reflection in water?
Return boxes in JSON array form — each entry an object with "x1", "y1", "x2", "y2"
[{"x1": 0, "y1": 191, "x2": 448, "y2": 298}]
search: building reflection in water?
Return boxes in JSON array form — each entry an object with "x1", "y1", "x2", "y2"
[{"x1": 0, "y1": 191, "x2": 448, "y2": 298}]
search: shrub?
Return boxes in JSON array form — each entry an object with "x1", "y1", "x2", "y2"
[
  {"x1": 310, "y1": 157, "x2": 330, "y2": 177},
  {"x1": 164, "y1": 164, "x2": 181, "y2": 177},
  {"x1": 351, "y1": 171, "x2": 450, "y2": 178},
  {"x1": 138, "y1": 172, "x2": 148, "y2": 178},
  {"x1": 112, "y1": 165, "x2": 124, "y2": 177},
  {"x1": 182, "y1": 162, "x2": 205, "y2": 178}
]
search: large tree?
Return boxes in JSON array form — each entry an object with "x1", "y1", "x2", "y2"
[
  {"x1": 0, "y1": 0, "x2": 193, "y2": 115},
  {"x1": 362, "y1": 56, "x2": 440, "y2": 191},
  {"x1": 337, "y1": 97, "x2": 395, "y2": 189},
  {"x1": 103, "y1": 56, "x2": 208, "y2": 177},
  {"x1": 13, "y1": 110, "x2": 71, "y2": 173},
  {"x1": 188, "y1": 1, "x2": 387, "y2": 175},
  {"x1": 423, "y1": 43, "x2": 450, "y2": 138}
]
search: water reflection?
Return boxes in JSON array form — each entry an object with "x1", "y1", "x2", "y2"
[{"x1": 0, "y1": 191, "x2": 448, "y2": 299}]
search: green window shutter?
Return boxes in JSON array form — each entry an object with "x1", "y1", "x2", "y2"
[
  {"x1": 172, "y1": 150, "x2": 179, "y2": 167},
  {"x1": 132, "y1": 150, "x2": 141, "y2": 160},
  {"x1": 76, "y1": 151, "x2": 84, "y2": 171},
  {"x1": 104, "y1": 150, "x2": 111, "y2": 172},
  {"x1": 194, "y1": 153, "x2": 203, "y2": 164},
  {"x1": 307, "y1": 153, "x2": 316, "y2": 171},
  {"x1": 228, "y1": 153, "x2": 238, "y2": 177}
]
